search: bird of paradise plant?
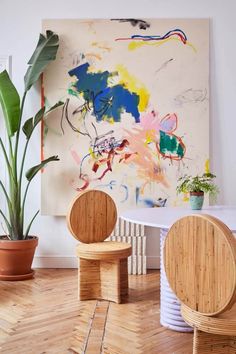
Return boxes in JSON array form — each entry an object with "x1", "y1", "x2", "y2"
[{"x1": 0, "y1": 30, "x2": 63, "y2": 240}]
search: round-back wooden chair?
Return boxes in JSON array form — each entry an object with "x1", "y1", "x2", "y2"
[
  {"x1": 164, "y1": 214, "x2": 236, "y2": 354},
  {"x1": 67, "y1": 190, "x2": 132, "y2": 304}
]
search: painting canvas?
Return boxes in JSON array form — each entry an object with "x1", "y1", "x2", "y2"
[{"x1": 41, "y1": 19, "x2": 209, "y2": 215}]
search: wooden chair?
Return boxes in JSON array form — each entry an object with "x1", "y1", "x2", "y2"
[
  {"x1": 67, "y1": 190, "x2": 132, "y2": 304},
  {"x1": 163, "y1": 214, "x2": 236, "y2": 354}
]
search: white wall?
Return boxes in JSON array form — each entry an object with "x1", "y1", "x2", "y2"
[{"x1": 0, "y1": 0, "x2": 235, "y2": 268}]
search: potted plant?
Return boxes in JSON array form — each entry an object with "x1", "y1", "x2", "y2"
[
  {"x1": 176, "y1": 172, "x2": 219, "y2": 210},
  {"x1": 0, "y1": 31, "x2": 63, "y2": 280}
]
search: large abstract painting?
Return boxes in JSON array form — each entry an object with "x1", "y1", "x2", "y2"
[{"x1": 41, "y1": 19, "x2": 209, "y2": 215}]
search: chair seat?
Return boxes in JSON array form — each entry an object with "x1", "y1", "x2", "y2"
[
  {"x1": 182, "y1": 303, "x2": 236, "y2": 336},
  {"x1": 76, "y1": 241, "x2": 132, "y2": 260}
]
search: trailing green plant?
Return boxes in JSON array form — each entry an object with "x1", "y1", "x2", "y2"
[
  {"x1": 176, "y1": 172, "x2": 219, "y2": 199},
  {"x1": 0, "y1": 30, "x2": 63, "y2": 240}
]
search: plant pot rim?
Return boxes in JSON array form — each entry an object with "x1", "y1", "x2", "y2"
[
  {"x1": 190, "y1": 191, "x2": 204, "y2": 196},
  {"x1": 0, "y1": 235, "x2": 38, "y2": 242},
  {"x1": 0, "y1": 236, "x2": 38, "y2": 250}
]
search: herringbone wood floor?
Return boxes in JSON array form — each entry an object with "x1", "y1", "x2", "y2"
[{"x1": 0, "y1": 269, "x2": 193, "y2": 354}]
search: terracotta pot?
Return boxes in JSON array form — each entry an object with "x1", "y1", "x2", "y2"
[
  {"x1": 0, "y1": 236, "x2": 38, "y2": 281},
  {"x1": 189, "y1": 191, "x2": 204, "y2": 210}
]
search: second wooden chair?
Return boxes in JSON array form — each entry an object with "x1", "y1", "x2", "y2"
[{"x1": 164, "y1": 214, "x2": 236, "y2": 354}]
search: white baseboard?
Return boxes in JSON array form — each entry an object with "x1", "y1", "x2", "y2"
[
  {"x1": 33, "y1": 256, "x2": 78, "y2": 268},
  {"x1": 33, "y1": 255, "x2": 160, "y2": 270}
]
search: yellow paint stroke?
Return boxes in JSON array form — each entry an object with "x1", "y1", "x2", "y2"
[
  {"x1": 145, "y1": 130, "x2": 156, "y2": 146},
  {"x1": 89, "y1": 147, "x2": 96, "y2": 159},
  {"x1": 116, "y1": 64, "x2": 150, "y2": 112},
  {"x1": 182, "y1": 193, "x2": 189, "y2": 202},
  {"x1": 128, "y1": 37, "x2": 197, "y2": 53},
  {"x1": 205, "y1": 159, "x2": 210, "y2": 174},
  {"x1": 91, "y1": 42, "x2": 112, "y2": 52},
  {"x1": 103, "y1": 115, "x2": 115, "y2": 124},
  {"x1": 85, "y1": 52, "x2": 102, "y2": 61}
]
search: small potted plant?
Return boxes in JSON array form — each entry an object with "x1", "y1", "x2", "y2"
[
  {"x1": 0, "y1": 31, "x2": 63, "y2": 280},
  {"x1": 176, "y1": 172, "x2": 219, "y2": 210}
]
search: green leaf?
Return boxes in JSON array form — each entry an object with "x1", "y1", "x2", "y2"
[
  {"x1": 36, "y1": 102, "x2": 64, "y2": 126},
  {"x1": 24, "y1": 210, "x2": 39, "y2": 239},
  {"x1": 0, "y1": 70, "x2": 20, "y2": 137},
  {"x1": 23, "y1": 101, "x2": 64, "y2": 140},
  {"x1": 24, "y1": 30, "x2": 59, "y2": 91},
  {"x1": 46, "y1": 101, "x2": 64, "y2": 114},
  {"x1": 34, "y1": 106, "x2": 45, "y2": 126},
  {"x1": 22, "y1": 107, "x2": 45, "y2": 140},
  {"x1": 0, "y1": 210, "x2": 13, "y2": 237},
  {"x1": 22, "y1": 117, "x2": 33, "y2": 139},
  {"x1": 26, "y1": 155, "x2": 59, "y2": 181}
]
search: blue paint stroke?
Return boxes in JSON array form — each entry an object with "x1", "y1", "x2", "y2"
[
  {"x1": 131, "y1": 28, "x2": 187, "y2": 42},
  {"x1": 98, "y1": 180, "x2": 129, "y2": 203},
  {"x1": 116, "y1": 29, "x2": 187, "y2": 45},
  {"x1": 136, "y1": 187, "x2": 167, "y2": 207},
  {"x1": 136, "y1": 187, "x2": 155, "y2": 207},
  {"x1": 68, "y1": 63, "x2": 140, "y2": 123}
]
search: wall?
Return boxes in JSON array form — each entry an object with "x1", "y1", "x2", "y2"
[{"x1": 0, "y1": 0, "x2": 235, "y2": 269}]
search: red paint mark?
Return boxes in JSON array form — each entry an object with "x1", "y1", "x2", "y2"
[
  {"x1": 76, "y1": 174, "x2": 89, "y2": 191},
  {"x1": 76, "y1": 139, "x2": 136, "y2": 191},
  {"x1": 119, "y1": 153, "x2": 136, "y2": 163},
  {"x1": 70, "y1": 149, "x2": 81, "y2": 165},
  {"x1": 91, "y1": 139, "x2": 131, "y2": 181},
  {"x1": 41, "y1": 73, "x2": 45, "y2": 171}
]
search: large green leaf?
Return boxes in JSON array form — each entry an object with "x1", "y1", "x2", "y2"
[
  {"x1": 22, "y1": 106, "x2": 45, "y2": 139},
  {"x1": 35, "y1": 101, "x2": 64, "y2": 126},
  {"x1": 26, "y1": 155, "x2": 59, "y2": 182},
  {"x1": 34, "y1": 106, "x2": 46, "y2": 126},
  {"x1": 0, "y1": 70, "x2": 20, "y2": 137},
  {"x1": 22, "y1": 101, "x2": 64, "y2": 140},
  {"x1": 22, "y1": 117, "x2": 33, "y2": 139},
  {"x1": 24, "y1": 30, "x2": 59, "y2": 91}
]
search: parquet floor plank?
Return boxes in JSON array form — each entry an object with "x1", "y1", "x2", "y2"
[{"x1": 0, "y1": 269, "x2": 193, "y2": 353}]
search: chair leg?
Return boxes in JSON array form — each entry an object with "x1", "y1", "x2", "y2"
[
  {"x1": 193, "y1": 328, "x2": 234, "y2": 354},
  {"x1": 100, "y1": 259, "x2": 121, "y2": 303},
  {"x1": 120, "y1": 258, "x2": 129, "y2": 297},
  {"x1": 78, "y1": 257, "x2": 129, "y2": 303},
  {"x1": 100, "y1": 258, "x2": 129, "y2": 303},
  {"x1": 78, "y1": 258, "x2": 101, "y2": 300}
]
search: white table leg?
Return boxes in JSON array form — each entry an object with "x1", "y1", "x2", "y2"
[{"x1": 160, "y1": 228, "x2": 193, "y2": 332}]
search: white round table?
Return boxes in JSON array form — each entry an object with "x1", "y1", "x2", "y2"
[{"x1": 120, "y1": 206, "x2": 236, "y2": 332}]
